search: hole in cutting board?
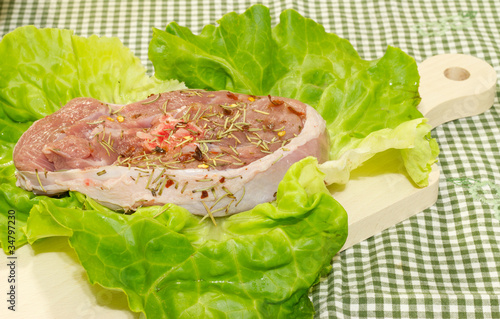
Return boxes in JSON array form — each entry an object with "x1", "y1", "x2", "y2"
[{"x1": 444, "y1": 67, "x2": 470, "y2": 81}]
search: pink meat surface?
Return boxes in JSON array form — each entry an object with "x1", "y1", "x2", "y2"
[{"x1": 14, "y1": 89, "x2": 329, "y2": 216}]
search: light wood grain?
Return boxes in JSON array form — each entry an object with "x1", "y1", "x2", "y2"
[
  {"x1": 418, "y1": 54, "x2": 497, "y2": 128},
  {"x1": 1, "y1": 54, "x2": 496, "y2": 318},
  {"x1": 335, "y1": 152, "x2": 440, "y2": 251}
]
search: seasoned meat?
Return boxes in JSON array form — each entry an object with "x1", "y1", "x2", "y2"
[{"x1": 14, "y1": 89, "x2": 329, "y2": 216}]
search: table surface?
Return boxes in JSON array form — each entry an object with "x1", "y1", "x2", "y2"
[{"x1": 1, "y1": 1, "x2": 499, "y2": 318}]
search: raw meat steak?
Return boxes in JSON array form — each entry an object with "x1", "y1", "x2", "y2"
[{"x1": 14, "y1": 90, "x2": 328, "y2": 216}]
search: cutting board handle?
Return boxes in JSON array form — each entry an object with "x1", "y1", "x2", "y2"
[{"x1": 417, "y1": 54, "x2": 497, "y2": 128}]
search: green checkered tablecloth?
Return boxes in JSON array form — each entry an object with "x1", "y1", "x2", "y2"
[{"x1": 1, "y1": 0, "x2": 499, "y2": 318}]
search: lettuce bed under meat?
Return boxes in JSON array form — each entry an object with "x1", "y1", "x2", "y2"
[
  {"x1": 0, "y1": 4, "x2": 437, "y2": 319},
  {"x1": 25, "y1": 157, "x2": 347, "y2": 318}
]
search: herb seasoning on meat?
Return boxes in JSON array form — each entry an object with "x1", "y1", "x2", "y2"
[{"x1": 14, "y1": 89, "x2": 328, "y2": 216}]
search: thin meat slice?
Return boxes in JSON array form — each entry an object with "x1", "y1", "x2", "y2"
[{"x1": 14, "y1": 90, "x2": 329, "y2": 216}]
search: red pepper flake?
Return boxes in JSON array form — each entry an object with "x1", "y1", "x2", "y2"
[
  {"x1": 226, "y1": 91, "x2": 238, "y2": 100},
  {"x1": 178, "y1": 153, "x2": 192, "y2": 162},
  {"x1": 201, "y1": 190, "x2": 209, "y2": 199},
  {"x1": 268, "y1": 95, "x2": 284, "y2": 106},
  {"x1": 287, "y1": 106, "x2": 305, "y2": 116},
  {"x1": 219, "y1": 176, "x2": 226, "y2": 183},
  {"x1": 165, "y1": 180, "x2": 174, "y2": 188}
]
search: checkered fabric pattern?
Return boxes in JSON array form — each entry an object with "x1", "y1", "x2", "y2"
[{"x1": 1, "y1": 1, "x2": 499, "y2": 318}]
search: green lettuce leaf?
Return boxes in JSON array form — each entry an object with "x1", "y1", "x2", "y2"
[
  {"x1": 0, "y1": 26, "x2": 185, "y2": 252},
  {"x1": 0, "y1": 26, "x2": 185, "y2": 122},
  {"x1": 149, "y1": 4, "x2": 438, "y2": 187},
  {"x1": 319, "y1": 118, "x2": 439, "y2": 186},
  {"x1": 25, "y1": 157, "x2": 347, "y2": 319}
]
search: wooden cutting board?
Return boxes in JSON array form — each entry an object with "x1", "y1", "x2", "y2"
[
  {"x1": 337, "y1": 53, "x2": 497, "y2": 250},
  {"x1": 0, "y1": 54, "x2": 496, "y2": 319}
]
